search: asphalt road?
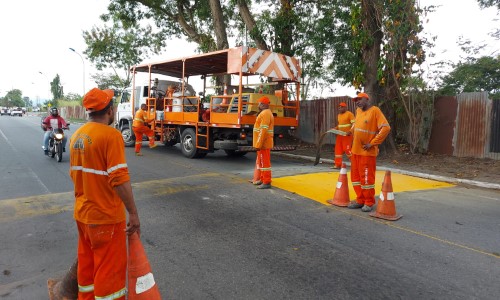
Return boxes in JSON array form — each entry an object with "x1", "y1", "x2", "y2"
[{"x1": 0, "y1": 115, "x2": 499, "y2": 299}]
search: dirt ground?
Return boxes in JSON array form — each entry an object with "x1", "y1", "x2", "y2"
[{"x1": 283, "y1": 140, "x2": 500, "y2": 185}]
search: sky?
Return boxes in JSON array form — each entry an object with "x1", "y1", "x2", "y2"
[{"x1": 0, "y1": 0, "x2": 498, "y2": 103}]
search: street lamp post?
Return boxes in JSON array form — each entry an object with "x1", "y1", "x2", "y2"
[{"x1": 69, "y1": 48, "x2": 85, "y2": 96}]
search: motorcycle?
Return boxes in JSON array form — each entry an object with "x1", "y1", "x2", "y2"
[{"x1": 47, "y1": 125, "x2": 70, "y2": 162}]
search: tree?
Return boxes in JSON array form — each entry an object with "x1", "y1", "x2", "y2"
[
  {"x1": 83, "y1": 16, "x2": 164, "y2": 90},
  {"x1": 437, "y1": 55, "x2": 500, "y2": 99},
  {"x1": 2, "y1": 89, "x2": 24, "y2": 107},
  {"x1": 91, "y1": 73, "x2": 126, "y2": 91},
  {"x1": 477, "y1": 0, "x2": 500, "y2": 9},
  {"x1": 50, "y1": 74, "x2": 64, "y2": 106}
]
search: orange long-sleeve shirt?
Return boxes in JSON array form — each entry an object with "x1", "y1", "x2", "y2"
[
  {"x1": 132, "y1": 109, "x2": 154, "y2": 127},
  {"x1": 70, "y1": 122, "x2": 130, "y2": 224},
  {"x1": 351, "y1": 106, "x2": 390, "y2": 157},
  {"x1": 335, "y1": 111, "x2": 355, "y2": 133},
  {"x1": 253, "y1": 109, "x2": 274, "y2": 149}
]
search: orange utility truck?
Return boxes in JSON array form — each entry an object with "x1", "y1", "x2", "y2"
[{"x1": 116, "y1": 46, "x2": 301, "y2": 158}]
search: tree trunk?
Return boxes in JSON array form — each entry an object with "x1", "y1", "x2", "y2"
[
  {"x1": 360, "y1": 0, "x2": 383, "y2": 103},
  {"x1": 237, "y1": 0, "x2": 269, "y2": 50}
]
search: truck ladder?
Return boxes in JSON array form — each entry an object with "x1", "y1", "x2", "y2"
[{"x1": 196, "y1": 122, "x2": 210, "y2": 150}]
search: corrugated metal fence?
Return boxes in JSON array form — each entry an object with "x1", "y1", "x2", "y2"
[
  {"x1": 298, "y1": 96, "x2": 352, "y2": 144},
  {"x1": 299, "y1": 92, "x2": 499, "y2": 160}
]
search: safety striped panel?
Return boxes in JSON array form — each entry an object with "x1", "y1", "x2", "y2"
[{"x1": 241, "y1": 47, "x2": 301, "y2": 82}]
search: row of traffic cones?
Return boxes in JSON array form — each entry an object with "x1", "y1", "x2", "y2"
[
  {"x1": 48, "y1": 232, "x2": 161, "y2": 300},
  {"x1": 327, "y1": 163, "x2": 402, "y2": 221}
]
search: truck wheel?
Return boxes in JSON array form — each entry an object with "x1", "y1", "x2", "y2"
[
  {"x1": 181, "y1": 128, "x2": 204, "y2": 158},
  {"x1": 121, "y1": 125, "x2": 135, "y2": 147},
  {"x1": 224, "y1": 150, "x2": 248, "y2": 157}
]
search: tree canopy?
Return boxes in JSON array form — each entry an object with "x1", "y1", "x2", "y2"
[{"x1": 437, "y1": 55, "x2": 500, "y2": 99}]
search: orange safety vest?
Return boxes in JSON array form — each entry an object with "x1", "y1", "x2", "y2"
[
  {"x1": 336, "y1": 111, "x2": 355, "y2": 133},
  {"x1": 69, "y1": 122, "x2": 130, "y2": 224},
  {"x1": 133, "y1": 109, "x2": 152, "y2": 127},
  {"x1": 351, "y1": 106, "x2": 390, "y2": 157},
  {"x1": 253, "y1": 109, "x2": 274, "y2": 149}
]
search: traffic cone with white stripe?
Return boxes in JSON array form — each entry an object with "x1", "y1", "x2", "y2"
[
  {"x1": 128, "y1": 232, "x2": 162, "y2": 300},
  {"x1": 327, "y1": 163, "x2": 350, "y2": 207},
  {"x1": 369, "y1": 171, "x2": 402, "y2": 221}
]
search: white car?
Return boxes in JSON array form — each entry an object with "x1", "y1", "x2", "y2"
[{"x1": 10, "y1": 108, "x2": 23, "y2": 117}]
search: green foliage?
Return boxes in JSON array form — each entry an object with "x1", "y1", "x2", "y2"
[
  {"x1": 51, "y1": 74, "x2": 64, "y2": 100},
  {"x1": 477, "y1": 0, "x2": 500, "y2": 9},
  {"x1": 83, "y1": 16, "x2": 163, "y2": 90},
  {"x1": 1, "y1": 89, "x2": 24, "y2": 107},
  {"x1": 58, "y1": 100, "x2": 82, "y2": 107},
  {"x1": 437, "y1": 56, "x2": 500, "y2": 99},
  {"x1": 91, "y1": 73, "x2": 128, "y2": 91}
]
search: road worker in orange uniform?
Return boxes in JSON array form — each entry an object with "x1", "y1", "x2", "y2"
[
  {"x1": 251, "y1": 96, "x2": 274, "y2": 189},
  {"x1": 348, "y1": 92, "x2": 390, "y2": 212},
  {"x1": 70, "y1": 88, "x2": 141, "y2": 300},
  {"x1": 331, "y1": 102, "x2": 355, "y2": 169},
  {"x1": 133, "y1": 103, "x2": 157, "y2": 156}
]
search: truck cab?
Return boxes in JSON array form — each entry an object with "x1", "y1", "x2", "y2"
[{"x1": 115, "y1": 80, "x2": 196, "y2": 147}]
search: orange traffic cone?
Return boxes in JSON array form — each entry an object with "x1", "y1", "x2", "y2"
[
  {"x1": 47, "y1": 258, "x2": 78, "y2": 300},
  {"x1": 223, "y1": 83, "x2": 228, "y2": 95},
  {"x1": 327, "y1": 163, "x2": 350, "y2": 207},
  {"x1": 128, "y1": 233, "x2": 162, "y2": 300},
  {"x1": 370, "y1": 171, "x2": 402, "y2": 221}
]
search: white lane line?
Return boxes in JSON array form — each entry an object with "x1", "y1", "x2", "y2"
[{"x1": 0, "y1": 128, "x2": 50, "y2": 193}]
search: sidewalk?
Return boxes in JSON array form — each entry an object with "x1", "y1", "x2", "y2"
[{"x1": 274, "y1": 152, "x2": 500, "y2": 190}]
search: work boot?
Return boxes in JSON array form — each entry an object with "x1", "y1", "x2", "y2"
[
  {"x1": 135, "y1": 152, "x2": 143, "y2": 156},
  {"x1": 361, "y1": 205, "x2": 373, "y2": 212},
  {"x1": 347, "y1": 201, "x2": 363, "y2": 209},
  {"x1": 149, "y1": 144, "x2": 158, "y2": 149},
  {"x1": 252, "y1": 180, "x2": 263, "y2": 185},
  {"x1": 257, "y1": 183, "x2": 271, "y2": 189},
  {"x1": 44, "y1": 150, "x2": 49, "y2": 156}
]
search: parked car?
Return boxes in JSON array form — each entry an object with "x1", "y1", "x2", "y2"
[
  {"x1": 10, "y1": 107, "x2": 23, "y2": 117},
  {"x1": 0, "y1": 107, "x2": 9, "y2": 116}
]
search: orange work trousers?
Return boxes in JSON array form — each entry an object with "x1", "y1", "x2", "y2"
[
  {"x1": 133, "y1": 125, "x2": 155, "y2": 153},
  {"x1": 76, "y1": 221, "x2": 127, "y2": 300},
  {"x1": 334, "y1": 134, "x2": 352, "y2": 168},
  {"x1": 350, "y1": 154, "x2": 376, "y2": 206},
  {"x1": 253, "y1": 149, "x2": 272, "y2": 184}
]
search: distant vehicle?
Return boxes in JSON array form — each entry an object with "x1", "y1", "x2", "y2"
[
  {"x1": 0, "y1": 107, "x2": 9, "y2": 116},
  {"x1": 10, "y1": 107, "x2": 23, "y2": 117}
]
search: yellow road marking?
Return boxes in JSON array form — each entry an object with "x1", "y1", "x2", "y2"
[
  {"x1": 275, "y1": 171, "x2": 499, "y2": 258},
  {"x1": 272, "y1": 171, "x2": 454, "y2": 206}
]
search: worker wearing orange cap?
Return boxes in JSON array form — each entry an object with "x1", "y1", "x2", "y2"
[
  {"x1": 69, "y1": 88, "x2": 141, "y2": 300},
  {"x1": 331, "y1": 102, "x2": 355, "y2": 169},
  {"x1": 132, "y1": 103, "x2": 157, "y2": 156},
  {"x1": 348, "y1": 92, "x2": 390, "y2": 212},
  {"x1": 251, "y1": 96, "x2": 274, "y2": 189}
]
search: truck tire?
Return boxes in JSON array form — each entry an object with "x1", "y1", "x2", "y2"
[
  {"x1": 121, "y1": 125, "x2": 135, "y2": 147},
  {"x1": 181, "y1": 128, "x2": 205, "y2": 158}
]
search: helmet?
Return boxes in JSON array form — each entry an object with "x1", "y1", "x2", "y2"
[{"x1": 50, "y1": 107, "x2": 59, "y2": 117}]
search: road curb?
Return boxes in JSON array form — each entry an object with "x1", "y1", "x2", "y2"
[{"x1": 274, "y1": 152, "x2": 500, "y2": 190}]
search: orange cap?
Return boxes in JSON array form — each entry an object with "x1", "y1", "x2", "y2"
[
  {"x1": 258, "y1": 96, "x2": 270, "y2": 105},
  {"x1": 83, "y1": 88, "x2": 114, "y2": 111},
  {"x1": 353, "y1": 92, "x2": 369, "y2": 101},
  {"x1": 339, "y1": 102, "x2": 347, "y2": 107}
]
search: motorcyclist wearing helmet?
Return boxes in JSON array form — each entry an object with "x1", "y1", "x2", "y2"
[{"x1": 42, "y1": 107, "x2": 69, "y2": 155}]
